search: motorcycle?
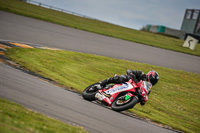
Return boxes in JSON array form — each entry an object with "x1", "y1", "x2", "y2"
[{"x1": 82, "y1": 79, "x2": 152, "y2": 112}]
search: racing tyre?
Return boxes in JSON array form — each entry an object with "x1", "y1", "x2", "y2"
[
  {"x1": 111, "y1": 96, "x2": 139, "y2": 112},
  {"x1": 82, "y1": 83, "x2": 99, "y2": 101}
]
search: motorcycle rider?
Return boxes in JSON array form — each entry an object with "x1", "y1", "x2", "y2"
[{"x1": 91, "y1": 70, "x2": 159, "y2": 105}]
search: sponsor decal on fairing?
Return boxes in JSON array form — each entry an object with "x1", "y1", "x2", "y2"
[{"x1": 104, "y1": 83, "x2": 133, "y2": 95}]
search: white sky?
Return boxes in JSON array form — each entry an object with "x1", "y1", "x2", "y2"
[{"x1": 31, "y1": 0, "x2": 200, "y2": 30}]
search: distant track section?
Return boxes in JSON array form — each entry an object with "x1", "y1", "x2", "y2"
[{"x1": 0, "y1": 10, "x2": 200, "y2": 74}]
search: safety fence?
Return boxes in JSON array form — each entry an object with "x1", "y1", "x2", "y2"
[{"x1": 26, "y1": 0, "x2": 98, "y2": 20}]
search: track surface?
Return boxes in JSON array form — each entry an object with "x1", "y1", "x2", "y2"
[
  {"x1": 0, "y1": 62, "x2": 174, "y2": 133},
  {"x1": 0, "y1": 11, "x2": 200, "y2": 74}
]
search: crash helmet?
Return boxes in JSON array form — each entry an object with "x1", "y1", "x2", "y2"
[{"x1": 146, "y1": 70, "x2": 159, "y2": 86}]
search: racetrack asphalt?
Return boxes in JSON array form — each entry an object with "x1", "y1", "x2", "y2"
[{"x1": 0, "y1": 10, "x2": 200, "y2": 74}]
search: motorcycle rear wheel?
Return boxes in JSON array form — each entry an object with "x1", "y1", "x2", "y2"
[
  {"x1": 82, "y1": 83, "x2": 99, "y2": 101},
  {"x1": 111, "y1": 96, "x2": 139, "y2": 112}
]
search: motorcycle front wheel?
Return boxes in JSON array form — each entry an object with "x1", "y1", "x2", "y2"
[
  {"x1": 111, "y1": 96, "x2": 139, "y2": 112},
  {"x1": 82, "y1": 83, "x2": 99, "y2": 101}
]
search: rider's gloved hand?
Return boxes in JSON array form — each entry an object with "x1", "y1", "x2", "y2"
[
  {"x1": 140, "y1": 99, "x2": 145, "y2": 105},
  {"x1": 137, "y1": 88, "x2": 145, "y2": 105},
  {"x1": 129, "y1": 73, "x2": 138, "y2": 83},
  {"x1": 137, "y1": 88, "x2": 142, "y2": 96}
]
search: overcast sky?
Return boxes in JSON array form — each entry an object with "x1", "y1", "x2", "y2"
[{"x1": 31, "y1": 0, "x2": 200, "y2": 30}]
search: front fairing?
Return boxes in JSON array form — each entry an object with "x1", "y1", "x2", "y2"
[
  {"x1": 137, "y1": 81, "x2": 152, "y2": 102},
  {"x1": 104, "y1": 82, "x2": 133, "y2": 95},
  {"x1": 138, "y1": 81, "x2": 152, "y2": 94},
  {"x1": 99, "y1": 80, "x2": 137, "y2": 105}
]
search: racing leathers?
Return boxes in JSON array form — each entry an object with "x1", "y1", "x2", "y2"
[{"x1": 99, "y1": 70, "x2": 150, "y2": 105}]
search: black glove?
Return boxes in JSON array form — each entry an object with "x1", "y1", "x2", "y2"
[
  {"x1": 137, "y1": 88, "x2": 145, "y2": 105},
  {"x1": 128, "y1": 73, "x2": 138, "y2": 83},
  {"x1": 140, "y1": 100, "x2": 145, "y2": 105}
]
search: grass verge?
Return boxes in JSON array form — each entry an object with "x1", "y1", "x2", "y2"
[
  {"x1": 0, "y1": 98, "x2": 88, "y2": 133},
  {"x1": 5, "y1": 47, "x2": 200, "y2": 133},
  {"x1": 0, "y1": 0, "x2": 200, "y2": 56}
]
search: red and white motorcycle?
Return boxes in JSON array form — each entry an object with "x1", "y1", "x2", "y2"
[{"x1": 82, "y1": 79, "x2": 152, "y2": 112}]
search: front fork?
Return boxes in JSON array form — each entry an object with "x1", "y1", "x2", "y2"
[{"x1": 124, "y1": 93, "x2": 134, "y2": 100}]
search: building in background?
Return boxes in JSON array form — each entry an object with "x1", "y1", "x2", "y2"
[
  {"x1": 143, "y1": 9, "x2": 200, "y2": 41},
  {"x1": 144, "y1": 25, "x2": 186, "y2": 39},
  {"x1": 181, "y1": 9, "x2": 200, "y2": 36}
]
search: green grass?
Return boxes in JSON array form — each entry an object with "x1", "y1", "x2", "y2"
[
  {"x1": 0, "y1": 98, "x2": 88, "y2": 133},
  {"x1": 1, "y1": 0, "x2": 200, "y2": 132},
  {"x1": 5, "y1": 47, "x2": 200, "y2": 133},
  {"x1": 0, "y1": 0, "x2": 200, "y2": 56}
]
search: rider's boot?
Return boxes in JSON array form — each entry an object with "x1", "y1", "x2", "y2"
[{"x1": 89, "y1": 84, "x2": 102, "y2": 92}]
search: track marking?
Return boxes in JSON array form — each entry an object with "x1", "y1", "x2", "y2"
[
  {"x1": 0, "y1": 44, "x2": 11, "y2": 50},
  {"x1": 0, "y1": 51, "x2": 5, "y2": 55},
  {"x1": 40, "y1": 47, "x2": 60, "y2": 50},
  {"x1": 9, "y1": 42, "x2": 33, "y2": 48},
  {"x1": 0, "y1": 58, "x2": 5, "y2": 63}
]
